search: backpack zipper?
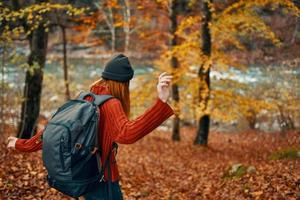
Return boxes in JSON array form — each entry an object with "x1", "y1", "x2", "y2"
[
  {"x1": 48, "y1": 122, "x2": 72, "y2": 151},
  {"x1": 59, "y1": 137, "x2": 66, "y2": 171},
  {"x1": 48, "y1": 122, "x2": 71, "y2": 171}
]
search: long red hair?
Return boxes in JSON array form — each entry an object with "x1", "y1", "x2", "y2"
[{"x1": 91, "y1": 79, "x2": 130, "y2": 117}]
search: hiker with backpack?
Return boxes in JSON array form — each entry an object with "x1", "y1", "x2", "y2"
[{"x1": 7, "y1": 54, "x2": 174, "y2": 200}]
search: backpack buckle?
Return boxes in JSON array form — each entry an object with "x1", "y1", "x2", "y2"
[
  {"x1": 100, "y1": 175, "x2": 104, "y2": 182},
  {"x1": 75, "y1": 143, "x2": 82, "y2": 150},
  {"x1": 91, "y1": 147, "x2": 98, "y2": 154}
]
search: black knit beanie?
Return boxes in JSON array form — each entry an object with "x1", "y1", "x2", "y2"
[{"x1": 101, "y1": 54, "x2": 134, "y2": 82}]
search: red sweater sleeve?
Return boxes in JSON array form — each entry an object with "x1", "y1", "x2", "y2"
[
  {"x1": 15, "y1": 129, "x2": 43, "y2": 152},
  {"x1": 103, "y1": 97, "x2": 174, "y2": 144}
]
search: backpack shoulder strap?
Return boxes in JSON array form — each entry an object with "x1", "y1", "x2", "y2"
[
  {"x1": 78, "y1": 91, "x2": 90, "y2": 99},
  {"x1": 94, "y1": 94, "x2": 113, "y2": 106},
  {"x1": 78, "y1": 91, "x2": 113, "y2": 106}
]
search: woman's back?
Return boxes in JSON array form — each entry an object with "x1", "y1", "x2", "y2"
[{"x1": 87, "y1": 84, "x2": 174, "y2": 182}]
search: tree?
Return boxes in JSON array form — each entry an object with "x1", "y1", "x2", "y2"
[
  {"x1": 194, "y1": 0, "x2": 212, "y2": 146},
  {"x1": 169, "y1": 0, "x2": 180, "y2": 141},
  {"x1": 93, "y1": 0, "x2": 121, "y2": 53},
  {"x1": 53, "y1": 7, "x2": 74, "y2": 101},
  {"x1": 11, "y1": 0, "x2": 49, "y2": 139},
  {"x1": 168, "y1": 0, "x2": 300, "y2": 144},
  {"x1": 92, "y1": 0, "x2": 134, "y2": 53},
  {"x1": 0, "y1": 42, "x2": 6, "y2": 134},
  {"x1": 1, "y1": 1, "x2": 85, "y2": 138},
  {"x1": 61, "y1": 25, "x2": 70, "y2": 100},
  {"x1": 120, "y1": 0, "x2": 131, "y2": 53}
]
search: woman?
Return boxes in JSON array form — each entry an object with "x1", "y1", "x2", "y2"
[{"x1": 7, "y1": 54, "x2": 174, "y2": 200}]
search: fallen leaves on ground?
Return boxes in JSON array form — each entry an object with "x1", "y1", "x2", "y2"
[{"x1": 0, "y1": 127, "x2": 299, "y2": 200}]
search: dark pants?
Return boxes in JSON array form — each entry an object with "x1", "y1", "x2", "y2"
[{"x1": 83, "y1": 181, "x2": 123, "y2": 200}]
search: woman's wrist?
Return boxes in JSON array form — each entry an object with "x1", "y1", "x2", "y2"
[
  {"x1": 157, "y1": 96, "x2": 170, "y2": 104},
  {"x1": 158, "y1": 95, "x2": 168, "y2": 103},
  {"x1": 155, "y1": 97, "x2": 174, "y2": 115}
]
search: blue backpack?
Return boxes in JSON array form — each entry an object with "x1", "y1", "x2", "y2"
[{"x1": 42, "y1": 92, "x2": 117, "y2": 198}]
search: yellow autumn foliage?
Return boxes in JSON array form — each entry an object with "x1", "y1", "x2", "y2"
[
  {"x1": 0, "y1": 2, "x2": 86, "y2": 42},
  {"x1": 131, "y1": 0, "x2": 300, "y2": 124}
]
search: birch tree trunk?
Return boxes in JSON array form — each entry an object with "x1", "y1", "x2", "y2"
[
  {"x1": 122, "y1": 0, "x2": 131, "y2": 53},
  {"x1": 94, "y1": 1, "x2": 116, "y2": 53},
  {"x1": 108, "y1": 7, "x2": 116, "y2": 53}
]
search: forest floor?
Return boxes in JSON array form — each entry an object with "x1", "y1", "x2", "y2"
[{"x1": 0, "y1": 126, "x2": 299, "y2": 200}]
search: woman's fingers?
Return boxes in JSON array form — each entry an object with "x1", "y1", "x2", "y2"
[
  {"x1": 160, "y1": 77, "x2": 172, "y2": 82},
  {"x1": 160, "y1": 79, "x2": 172, "y2": 84},
  {"x1": 7, "y1": 136, "x2": 17, "y2": 149},
  {"x1": 159, "y1": 75, "x2": 173, "y2": 81},
  {"x1": 159, "y1": 74, "x2": 173, "y2": 81},
  {"x1": 159, "y1": 78, "x2": 172, "y2": 86},
  {"x1": 7, "y1": 136, "x2": 15, "y2": 142},
  {"x1": 159, "y1": 72, "x2": 173, "y2": 81},
  {"x1": 159, "y1": 72, "x2": 167, "y2": 80},
  {"x1": 159, "y1": 81, "x2": 171, "y2": 87},
  {"x1": 160, "y1": 75, "x2": 173, "y2": 79},
  {"x1": 158, "y1": 81, "x2": 169, "y2": 85},
  {"x1": 159, "y1": 83, "x2": 169, "y2": 88}
]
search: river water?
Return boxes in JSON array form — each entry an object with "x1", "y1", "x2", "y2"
[{"x1": 1, "y1": 57, "x2": 299, "y2": 132}]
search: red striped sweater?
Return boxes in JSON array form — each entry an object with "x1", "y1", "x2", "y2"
[{"x1": 16, "y1": 85, "x2": 174, "y2": 182}]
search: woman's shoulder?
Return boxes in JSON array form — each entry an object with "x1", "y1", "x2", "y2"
[
  {"x1": 87, "y1": 85, "x2": 120, "y2": 108},
  {"x1": 99, "y1": 97, "x2": 123, "y2": 117},
  {"x1": 101, "y1": 97, "x2": 121, "y2": 108}
]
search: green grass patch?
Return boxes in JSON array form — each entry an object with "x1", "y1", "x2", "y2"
[
  {"x1": 222, "y1": 164, "x2": 248, "y2": 179},
  {"x1": 269, "y1": 149, "x2": 300, "y2": 160}
]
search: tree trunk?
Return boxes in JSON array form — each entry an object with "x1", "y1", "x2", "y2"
[
  {"x1": 61, "y1": 25, "x2": 70, "y2": 100},
  {"x1": 18, "y1": 25, "x2": 48, "y2": 139},
  {"x1": 107, "y1": 7, "x2": 116, "y2": 53},
  {"x1": 95, "y1": 1, "x2": 115, "y2": 53},
  {"x1": 170, "y1": 0, "x2": 180, "y2": 141},
  {"x1": 277, "y1": 104, "x2": 295, "y2": 134},
  {"x1": 0, "y1": 44, "x2": 5, "y2": 133},
  {"x1": 245, "y1": 108, "x2": 257, "y2": 129},
  {"x1": 123, "y1": 0, "x2": 131, "y2": 53},
  {"x1": 111, "y1": 27, "x2": 116, "y2": 53},
  {"x1": 194, "y1": 0, "x2": 212, "y2": 146}
]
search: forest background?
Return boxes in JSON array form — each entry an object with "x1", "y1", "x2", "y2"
[{"x1": 0, "y1": 0, "x2": 299, "y2": 199}]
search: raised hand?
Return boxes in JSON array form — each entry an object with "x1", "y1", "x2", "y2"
[
  {"x1": 7, "y1": 136, "x2": 18, "y2": 149},
  {"x1": 157, "y1": 72, "x2": 173, "y2": 103}
]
